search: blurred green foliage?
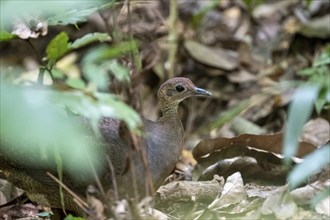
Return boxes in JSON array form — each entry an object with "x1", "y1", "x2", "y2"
[
  {"x1": 0, "y1": 0, "x2": 142, "y2": 182},
  {"x1": 64, "y1": 214, "x2": 85, "y2": 220},
  {"x1": 288, "y1": 145, "x2": 330, "y2": 189},
  {"x1": 208, "y1": 100, "x2": 250, "y2": 130},
  {"x1": 0, "y1": 0, "x2": 106, "y2": 29},
  {"x1": 284, "y1": 45, "x2": 329, "y2": 199},
  {"x1": 297, "y1": 44, "x2": 330, "y2": 113},
  {"x1": 82, "y1": 42, "x2": 138, "y2": 90},
  {"x1": 283, "y1": 85, "x2": 320, "y2": 162},
  {"x1": 0, "y1": 84, "x2": 101, "y2": 179}
]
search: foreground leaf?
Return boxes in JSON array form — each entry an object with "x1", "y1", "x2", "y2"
[
  {"x1": 69, "y1": 32, "x2": 111, "y2": 49},
  {"x1": 288, "y1": 144, "x2": 330, "y2": 189},
  {"x1": 0, "y1": 30, "x2": 16, "y2": 41},
  {"x1": 261, "y1": 185, "x2": 297, "y2": 219},
  {"x1": 283, "y1": 85, "x2": 320, "y2": 163},
  {"x1": 46, "y1": 32, "x2": 70, "y2": 65}
]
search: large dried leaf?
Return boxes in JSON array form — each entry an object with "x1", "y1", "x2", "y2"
[
  {"x1": 197, "y1": 154, "x2": 287, "y2": 184},
  {"x1": 184, "y1": 40, "x2": 238, "y2": 71},
  {"x1": 193, "y1": 132, "x2": 317, "y2": 160}
]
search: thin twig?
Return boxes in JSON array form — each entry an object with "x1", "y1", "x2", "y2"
[
  {"x1": 106, "y1": 155, "x2": 119, "y2": 200},
  {"x1": 167, "y1": 0, "x2": 178, "y2": 79},
  {"x1": 46, "y1": 172, "x2": 89, "y2": 208},
  {"x1": 88, "y1": 154, "x2": 106, "y2": 198},
  {"x1": 26, "y1": 39, "x2": 55, "y2": 84},
  {"x1": 128, "y1": 148, "x2": 140, "y2": 199},
  {"x1": 125, "y1": 0, "x2": 154, "y2": 198}
]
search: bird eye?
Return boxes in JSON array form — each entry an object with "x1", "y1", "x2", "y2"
[{"x1": 175, "y1": 85, "x2": 185, "y2": 92}]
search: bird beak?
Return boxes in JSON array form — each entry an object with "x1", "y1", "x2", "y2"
[{"x1": 194, "y1": 87, "x2": 212, "y2": 96}]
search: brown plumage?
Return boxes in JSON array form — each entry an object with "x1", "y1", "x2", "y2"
[{"x1": 0, "y1": 77, "x2": 211, "y2": 212}]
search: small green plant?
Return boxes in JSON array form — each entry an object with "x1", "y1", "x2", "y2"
[
  {"x1": 297, "y1": 44, "x2": 330, "y2": 113},
  {"x1": 282, "y1": 45, "x2": 330, "y2": 207}
]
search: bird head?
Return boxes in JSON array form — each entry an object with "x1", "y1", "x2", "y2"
[{"x1": 158, "y1": 77, "x2": 211, "y2": 112}]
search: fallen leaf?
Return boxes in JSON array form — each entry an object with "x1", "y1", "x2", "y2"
[
  {"x1": 197, "y1": 155, "x2": 287, "y2": 184},
  {"x1": 193, "y1": 132, "x2": 317, "y2": 160},
  {"x1": 184, "y1": 40, "x2": 238, "y2": 71},
  {"x1": 302, "y1": 118, "x2": 330, "y2": 146},
  {"x1": 315, "y1": 196, "x2": 330, "y2": 216},
  {"x1": 227, "y1": 69, "x2": 257, "y2": 83},
  {"x1": 261, "y1": 185, "x2": 297, "y2": 219},
  {"x1": 298, "y1": 14, "x2": 330, "y2": 39},
  {"x1": 208, "y1": 172, "x2": 246, "y2": 210}
]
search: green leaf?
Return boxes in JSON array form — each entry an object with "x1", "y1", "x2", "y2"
[
  {"x1": 1, "y1": 1, "x2": 103, "y2": 29},
  {"x1": 46, "y1": 32, "x2": 70, "y2": 65},
  {"x1": 49, "y1": 90, "x2": 142, "y2": 131},
  {"x1": 81, "y1": 42, "x2": 138, "y2": 90},
  {"x1": 209, "y1": 100, "x2": 250, "y2": 130},
  {"x1": 297, "y1": 67, "x2": 315, "y2": 77},
  {"x1": 83, "y1": 61, "x2": 109, "y2": 90},
  {"x1": 0, "y1": 30, "x2": 15, "y2": 41},
  {"x1": 315, "y1": 98, "x2": 326, "y2": 114},
  {"x1": 65, "y1": 78, "x2": 86, "y2": 89},
  {"x1": 83, "y1": 41, "x2": 139, "y2": 62},
  {"x1": 0, "y1": 83, "x2": 103, "y2": 179},
  {"x1": 288, "y1": 145, "x2": 330, "y2": 189},
  {"x1": 313, "y1": 45, "x2": 330, "y2": 67},
  {"x1": 52, "y1": 68, "x2": 65, "y2": 79},
  {"x1": 47, "y1": 7, "x2": 99, "y2": 26},
  {"x1": 69, "y1": 33, "x2": 111, "y2": 49},
  {"x1": 108, "y1": 60, "x2": 130, "y2": 82},
  {"x1": 283, "y1": 85, "x2": 320, "y2": 162},
  {"x1": 64, "y1": 214, "x2": 85, "y2": 220}
]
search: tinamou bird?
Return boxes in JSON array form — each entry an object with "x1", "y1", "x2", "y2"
[{"x1": 0, "y1": 77, "x2": 211, "y2": 213}]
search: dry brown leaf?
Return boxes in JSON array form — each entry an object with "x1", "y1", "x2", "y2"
[
  {"x1": 208, "y1": 172, "x2": 246, "y2": 210},
  {"x1": 227, "y1": 69, "x2": 257, "y2": 83},
  {"x1": 197, "y1": 155, "x2": 287, "y2": 184},
  {"x1": 184, "y1": 40, "x2": 238, "y2": 71},
  {"x1": 302, "y1": 118, "x2": 330, "y2": 146},
  {"x1": 193, "y1": 132, "x2": 317, "y2": 160}
]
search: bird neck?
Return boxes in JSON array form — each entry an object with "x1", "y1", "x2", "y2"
[
  {"x1": 160, "y1": 104, "x2": 179, "y2": 119},
  {"x1": 158, "y1": 103, "x2": 183, "y2": 139},
  {"x1": 158, "y1": 96, "x2": 181, "y2": 121}
]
